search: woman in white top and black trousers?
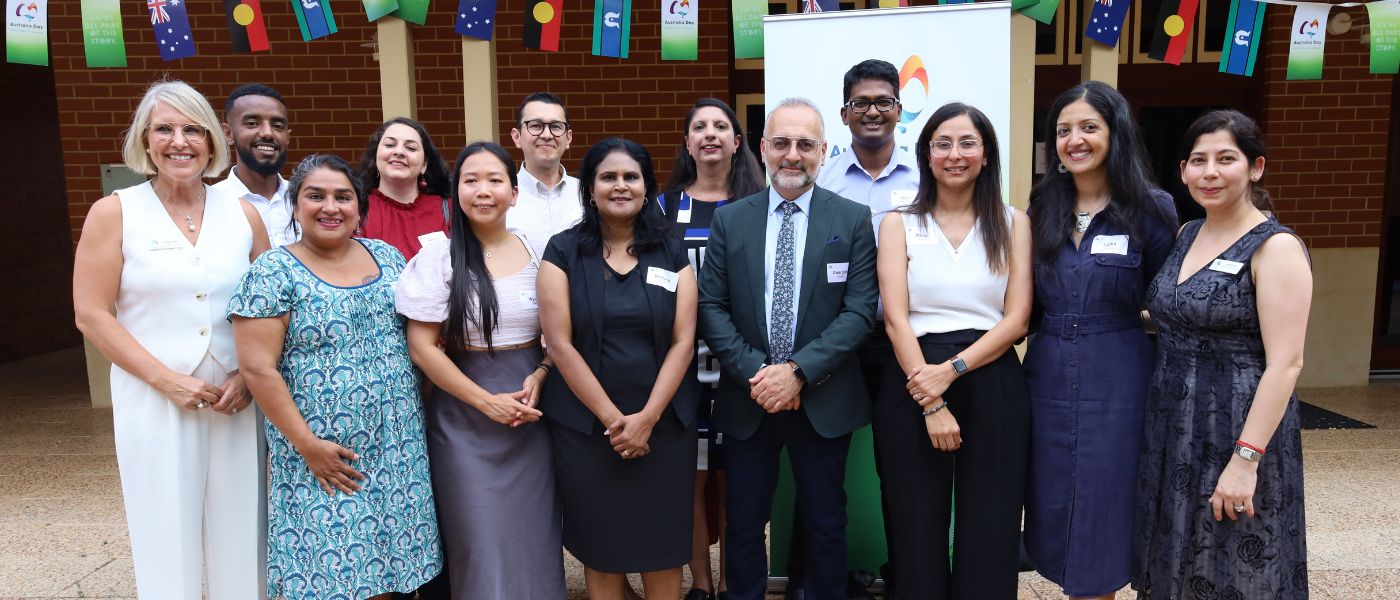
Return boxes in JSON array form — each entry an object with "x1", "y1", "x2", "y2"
[{"x1": 875, "y1": 102, "x2": 1033, "y2": 600}]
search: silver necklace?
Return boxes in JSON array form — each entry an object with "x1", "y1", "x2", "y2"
[{"x1": 160, "y1": 188, "x2": 205, "y2": 232}]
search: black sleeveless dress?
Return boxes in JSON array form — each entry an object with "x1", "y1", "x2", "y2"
[{"x1": 1133, "y1": 219, "x2": 1309, "y2": 599}]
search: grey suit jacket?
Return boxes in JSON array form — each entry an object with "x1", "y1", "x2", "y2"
[{"x1": 697, "y1": 185, "x2": 878, "y2": 441}]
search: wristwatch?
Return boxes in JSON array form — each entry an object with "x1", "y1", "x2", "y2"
[
  {"x1": 950, "y1": 356, "x2": 968, "y2": 376},
  {"x1": 789, "y1": 361, "x2": 808, "y2": 383},
  {"x1": 1234, "y1": 444, "x2": 1263, "y2": 462}
]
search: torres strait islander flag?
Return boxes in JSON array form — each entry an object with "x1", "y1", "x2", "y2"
[
  {"x1": 148, "y1": 0, "x2": 197, "y2": 61},
  {"x1": 224, "y1": 0, "x2": 270, "y2": 53},
  {"x1": 592, "y1": 0, "x2": 631, "y2": 58},
  {"x1": 291, "y1": 0, "x2": 337, "y2": 41},
  {"x1": 1219, "y1": 0, "x2": 1266, "y2": 76},
  {"x1": 1148, "y1": 0, "x2": 1200, "y2": 64},
  {"x1": 523, "y1": 0, "x2": 563, "y2": 51}
]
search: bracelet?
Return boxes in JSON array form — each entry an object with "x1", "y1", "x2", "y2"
[
  {"x1": 1235, "y1": 440, "x2": 1265, "y2": 455},
  {"x1": 533, "y1": 362, "x2": 552, "y2": 375},
  {"x1": 921, "y1": 400, "x2": 948, "y2": 417}
]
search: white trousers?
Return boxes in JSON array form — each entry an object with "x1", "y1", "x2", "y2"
[{"x1": 111, "y1": 353, "x2": 265, "y2": 599}]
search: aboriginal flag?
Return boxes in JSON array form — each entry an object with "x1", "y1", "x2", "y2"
[
  {"x1": 523, "y1": 0, "x2": 563, "y2": 51},
  {"x1": 1148, "y1": 0, "x2": 1199, "y2": 64},
  {"x1": 225, "y1": 0, "x2": 270, "y2": 53}
]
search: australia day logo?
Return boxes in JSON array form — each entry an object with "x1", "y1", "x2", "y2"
[
  {"x1": 668, "y1": 0, "x2": 690, "y2": 17},
  {"x1": 1298, "y1": 18, "x2": 1320, "y2": 38},
  {"x1": 897, "y1": 55, "x2": 929, "y2": 134},
  {"x1": 14, "y1": 1, "x2": 39, "y2": 20}
]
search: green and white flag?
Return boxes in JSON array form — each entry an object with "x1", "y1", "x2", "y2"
[
  {"x1": 732, "y1": 0, "x2": 764, "y2": 59},
  {"x1": 362, "y1": 0, "x2": 399, "y2": 21},
  {"x1": 662, "y1": 0, "x2": 697, "y2": 60},
  {"x1": 6, "y1": 0, "x2": 48, "y2": 66},
  {"x1": 82, "y1": 0, "x2": 126, "y2": 67},
  {"x1": 1285, "y1": 2, "x2": 1329, "y2": 80},
  {"x1": 1368, "y1": 0, "x2": 1400, "y2": 74}
]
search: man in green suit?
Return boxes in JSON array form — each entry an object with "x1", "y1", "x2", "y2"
[{"x1": 697, "y1": 97, "x2": 878, "y2": 600}]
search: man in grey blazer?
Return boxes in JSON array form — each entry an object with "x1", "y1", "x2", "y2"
[{"x1": 698, "y1": 97, "x2": 878, "y2": 600}]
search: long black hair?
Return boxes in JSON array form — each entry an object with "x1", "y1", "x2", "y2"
[
  {"x1": 575, "y1": 137, "x2": 670, "y2": 256},
  {"x1": 664, "y1": 97, "x2": 766, "y2": 200},
  {"x1": 356, "y1": 117, "x2": 452, "y2": 199},
  {"x1": 906, "y1": 102, "x2": 1010, "y2": 274},
  {"x1": 1028, "y1": 81, "x2": 1174, "y2": 265},
  {"x1": 1178, "y1": 109, "x2": 1273, "y2": 212},
  {"x1": 443, "y1": 141, "x2": 518, "y2": 353}
]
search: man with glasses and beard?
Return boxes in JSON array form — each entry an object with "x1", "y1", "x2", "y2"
[
  {"x1": 214, "y1": 84, "x2": 297, "y2": 246},
  {"x1": 507, "y1": 91, "x2": 581, "y2": 258}
]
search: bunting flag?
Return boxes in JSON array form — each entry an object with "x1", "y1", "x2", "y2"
[
  {"x1": 523, "y1": 0, "x2": 562, "y2": 51},
  {"x1": 732, "y1": 0, "x2": 764, "y2": 58},
  {"x1": 290, "y1": 0, "x2": 337, "y2": 41},
  {"x1": 661, "y1": 0, "x2": 698, "y2": 60},
  {"x1": 1016, "y1": 0, "x2": 1060, "y2": 25},
  {"x1": 361, "y1": 0, "x2": 398, "y2": 21},
  {"x1": 455, "y1": 0, "x2": 497, "y2": 40},
  {"x1": 1367, "y1": 0, "x2": 1400, "y2": 74},
  {"x1": 1147, "y1": 0, "x2": 1199, "y2": 64},
  {"x1": 225, "y1": 0, "x2": 270, "y2": 53},
  {"x1": 390, "y1": 0, "x2": 427, "y2": 24},
  {"x1": 802, "y1": 0, "x2": 837, "y2": 11},
  {"x1": 1084, "y1": 0, "x2": 1131, "y2": 47},
  {"x1": 938, "y1": 0, "x2": 973, "y2": 4},
  {"x1": 866, "y1": 0, "x2": 909, "y2": 6},
  {"x1": 592, "y1": 0, "x2": 631, "y2": 58},
  {"x1": 81, "y1": 0, "x2": 126, "y2": 67},
  {"x1": 5, "y1": 0, "x2": 48, "y2": 65},
  {"x1": 1285, "y1": 2, "x2": 1330, "y2": 79},
  {"x1": 148, "y1": 0, "x2": 197, "y2": 61},
  {"x1": 1218, "y1": 0, "x2": 1266, "y2": 76}
]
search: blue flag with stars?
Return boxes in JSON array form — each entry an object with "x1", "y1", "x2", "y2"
[
  {"x1": 147, "y1": 0, "x2": 197, "y2": 60},
  {"x1": 456, "y1": 0, "x2": 497, "y2": 40},
  {"x1": 1084, "y1": 0, "x2": 1131, "y2": 48}
]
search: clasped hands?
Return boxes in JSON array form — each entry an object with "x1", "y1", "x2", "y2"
[
  {"x1": 749, "y1": 362, "x2": 803, "y2": 413},
  {"x1": 606, "y1": 410, "x2": 657, "y2": 460},
  {"x1": 476, "y1": 370, "x2": 547, "y2": 428},
  {"x1": 158, "y1": 371, "x2": 253, "y2": 415},
  {"x1": 909, "y1": 362, "x2": 961, "y2": 452}
]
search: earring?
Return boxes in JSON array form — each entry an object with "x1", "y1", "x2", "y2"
[
  {"x1": 589, "y1": 199, "x2": 597, "y2": 207},
  {"x1": 1056, "y1": 163, "x2": 1068, "y2": 174}
]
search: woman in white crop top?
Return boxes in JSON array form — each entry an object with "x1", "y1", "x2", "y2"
[
  {"x1": 395, "y1": 142, "x2": 566, "y2": 598},
  {"x1": 874, "y1": 103, "x2": 1033, "y2": 600},
  {"x1": 72, "y1": 81, "x2": 270, "y2": 599}
]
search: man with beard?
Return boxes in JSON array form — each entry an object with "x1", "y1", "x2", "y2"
[
  {"x1": 507, "y1": 91, "x2": 581, "y2": 258},
  {"x1": 213, "y1": 84, "x2": 296, "y2": 246},
  {"x1": 698, "y1": 98, "x2": 877, "y2": 600}
]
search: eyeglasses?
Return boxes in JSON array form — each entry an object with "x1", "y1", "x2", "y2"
[
  {"x1": 930, "y1": 139, "x2": 983, "y2": 157},
  {"x1": 147, "y1": 122, "x2": 208, "y2": 144},
  {"x1": 765, "y1": 136, "x2": 822, "y2": 155},
  {"x1": 523, "y1": 120, "x2": 569, "y2": 137},
  {"x1": 844, "y1": 98, "x2": 899, "y2": 114}
]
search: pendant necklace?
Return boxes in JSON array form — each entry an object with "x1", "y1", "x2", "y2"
[{"x1": 1074, "y1": 211, "x2": 1092, "y2": 233}]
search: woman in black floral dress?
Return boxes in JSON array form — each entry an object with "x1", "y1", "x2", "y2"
[{"x1": 1133, "y1": 110, "x2": 1313, "y2": 599}]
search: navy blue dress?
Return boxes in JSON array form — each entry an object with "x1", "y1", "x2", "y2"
[
  {"x1": 1023, "y1": 192, "x2": 1177, "y2": 597},
  {"x1": 1132, "y1": 219, "x2": 1309, "y2": 600}
]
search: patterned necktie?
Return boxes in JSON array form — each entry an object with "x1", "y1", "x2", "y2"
[{"x1": 770, "y1": 200, "x2": 799, "y2": 363}]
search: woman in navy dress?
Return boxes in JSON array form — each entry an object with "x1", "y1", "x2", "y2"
[
  {"x1": 1134, "y1": 110, "x2": 1311, "y2": 599},
  {"x1": 1023, "y1": 81, "x2": 1178, "y2": 600}
]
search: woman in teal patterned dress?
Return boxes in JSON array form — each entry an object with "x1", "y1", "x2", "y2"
[{"x1": 230, "y1": 154, "x2": 442, "y2": 600}]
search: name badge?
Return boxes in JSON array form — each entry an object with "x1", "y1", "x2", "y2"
[
  {"x1": 889, "y1": 189, "x2": 917, "y2": 210},
  {"x1": 646, "y1": 266, "x2": 679, "y2": 292},
  {"x1": 518, "y1": 290, "x2": 537, "y2": 308},
  {"x1": 1209, "y1": 258, "x2": 1245, "y2": 275},
  {"x1": 1090, "y1": 234, "x2": 1129, "y2": 255},
  {"x1": 417, "y1": 230, "x2": 448, "y2": 246},
  {"x1": 905, "y1": 225, "x2": 937, "y2": 245},
  {"x1": 148, "y1": 239, "x2": 183, "y2": 251},
  {"x1": 827, "y1": 262, "x2": 849, "y2": 283}
]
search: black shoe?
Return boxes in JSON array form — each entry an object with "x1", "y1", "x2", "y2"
[{"x1": 684, "y1": 588, "x2": 714, "y2": 600}]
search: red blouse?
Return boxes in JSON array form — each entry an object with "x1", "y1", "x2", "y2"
[{"x1": 360, "y1": 188, "x2": 450, "y2": 260}]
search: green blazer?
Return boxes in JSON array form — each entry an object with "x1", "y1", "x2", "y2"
[{"x1": 697, "y1": 185, "x2": 878, "y2": 441}]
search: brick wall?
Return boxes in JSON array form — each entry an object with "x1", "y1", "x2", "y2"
[{"x1": 1259, "y1": 5, "x2": 1393, "y2": 249}]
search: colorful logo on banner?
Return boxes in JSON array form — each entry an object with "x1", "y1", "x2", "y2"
[
  {"x1": 731, "y1": 0, "x2": 764, "y2": 59},
  {"x1": 1084, "y1": 0, "x2": 1131, "y2": 48},
  {"x1": 149, "y1": 0, "x2": 197, "y2": 61},
  {"x1": 81, "y1": 0, "x2": 126, "y2": 67},
  {"x1": 6, "y1": 0, "x2": 47, "y2": 65},
  {"x1": 1219, "y1": 0, "x2": 1266, "y2": 76},
  {"x1": 1368, "y1": 0, "x2": 1400, "y2": 74},
  {"x1": 592, "y1": 0, "x2": 630, "y2": 58},
  {"x1": 456, "y1": 0, "x2": 497, "y2": 40},
  {"x1": 661, "y1": 0, "x2": 698, "y2": 60},
  {"x1": 225, "y1": 0, "x2": 270, "y2": 53},
  {"x1": 523, "y1": 0, "x2": 562, "y2": 51},
  {"x1": 1286, "y1": 2, "x2": 1330, "y2": 80},
  {"x1": 290, "y1": 0, "x2": 337, "y2": 41},
  {"x1": 897, "y1": 55, "x2": 928, "y2": 133}
]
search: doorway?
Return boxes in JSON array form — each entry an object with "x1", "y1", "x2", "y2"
[{"x1": 1369, "y1": 76, "x2": 1400, "y2": 372}]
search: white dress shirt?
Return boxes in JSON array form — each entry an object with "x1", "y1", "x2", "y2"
[
  {"x1": 507, "y1": 165, "x2": 582, "y2": 258},
  {"x1": 211, "y1": 166, "x2": 297, "y2": 247},
  {"x1": 816, "y1": 144, "x2": 920, "y2": 235},
  {"x1": 763, "y1": 186, "x2": 813, "y2": 357}
]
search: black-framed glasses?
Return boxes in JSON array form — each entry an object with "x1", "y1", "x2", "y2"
[
  {"x1": 844, "y1": 97, "x2": 899, "y2": 114},
  {"x1": 765, "y1": 136, "x2": 822, "y2": 155},
  {"x1": 523, "y1": 119, "x2": 569, "y2": 137},
  {"x1": 146, "y1": 122, "x2": 208, "y2": 143},
  {"x1": 930, "y1": 139, "x2": 983, "y2": 157}
]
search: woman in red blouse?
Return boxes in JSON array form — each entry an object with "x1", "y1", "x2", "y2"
[{"x1": 357, "y1": 117, "x2": 453, "y2": 259}]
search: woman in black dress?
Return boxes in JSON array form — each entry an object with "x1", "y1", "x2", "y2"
[
  {"x1": 659, "y1": 97, "x2": 765, "y2": 600},
  {"x1": 1134, "y1": 110, "x2": 1312, "y2": 599},
  {"x1": 537, "y1": 137, "x2": 699, "y2": 600}
]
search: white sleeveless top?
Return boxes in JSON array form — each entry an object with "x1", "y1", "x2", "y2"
[
  {"x1": 394, "y1": 234, "x2": 542, "y2": 347},
  {"x1": 901, "y1": 204, "x2": 1013, "y2": 336},
  {"x1": 114, "y1": 181, "x2": 252, "y2": 375}
]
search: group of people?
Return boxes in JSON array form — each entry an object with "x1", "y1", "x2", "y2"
[{"x1": 72, "y1": 59, "x2": 1312, "y2": 600}]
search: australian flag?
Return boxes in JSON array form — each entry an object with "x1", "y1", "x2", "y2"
[
  {"x1": 149, "y1": 0, "x2": 197, "y2": 61},
  {"x1": 802, "y1": 0, "x2": 837, "y2": 12},
  {"x1": 1084, "y1": 0, "x2": 1131, "y2": 48},
  {"x1": 456, "y1": 0, "x2": 498, "y2": 40}
]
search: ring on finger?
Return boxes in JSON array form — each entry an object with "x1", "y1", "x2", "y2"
[
  {"x1": 1233, "y1": 504, "x2": 1246, "y2": 512},
  {"x1": 195, "y1": 401, "x2": 207, "y2": 409}
]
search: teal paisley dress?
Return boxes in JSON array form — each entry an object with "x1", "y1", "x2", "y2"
[{"x1": 228, "y1": 238, "x2": 442, "y2": 600}]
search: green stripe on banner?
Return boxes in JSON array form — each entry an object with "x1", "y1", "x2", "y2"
[
  {"x1": 1368, "y1": 0, "x2": 1400, "y2": 74},
  {"x1": 81, "y1": 0, "x2": 126, "y2": 67},
  {"x1": 391, "y1": 0, "x2": 428, "y2": 24},
  {"x1": 732, "y1": 0, "x2": 765, "y2": 59},
  {"x1": 1017, "y1": 0, "x2": 1059, "y2": 25}
]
